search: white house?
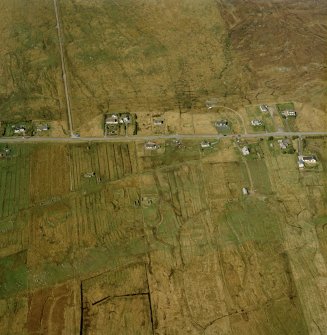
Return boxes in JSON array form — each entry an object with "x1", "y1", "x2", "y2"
[
  {"x1": 106, "y1": 114, "x2": 119, "y2": 124},
  {"x1": 260, "y1": 105, "x2": 269, "y2": 112},
  {"x1": 242, "y1": 146, "x2": 250, "y2": 156},
  {"x1": 281, "y1": 110, "x2": 297, "y2": 118},
  {"x1": 215, "y1": 120, "x2": 229, "y2": 128},
  {"x1": 145, "y1": 142, "x2": 159, "y2": 150},
  {"x1": 302, "y1": 156, "x2": 317, "y2": 164},
  {"x1": 119, "y1": 113, "x2": 131, "y2": 124},
  {"x1": 242, "y1": 187, "x2": 249, "y2": 195},
  {"x1": 251, "y1": 119, "x2": 264, "y2": 127},
  {"x1": 201, "y1": 141, "x2": 211, "y2": 148}
]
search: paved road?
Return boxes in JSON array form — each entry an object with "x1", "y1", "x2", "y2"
[
  {"x1": 53, "y1": 0, "x2": 74, "y2": 137},
  {"x1": 0, "y1": 131, "x2": 326, "y2": 144}
]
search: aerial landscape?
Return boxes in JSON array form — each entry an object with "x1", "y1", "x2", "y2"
[{"x1": 0, "y1": 0, "x2": 326, "y2": 334}]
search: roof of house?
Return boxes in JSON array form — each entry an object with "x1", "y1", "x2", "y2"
[
  {"x1": 145, "y1": 142, "x2": 159, "y2": 149},
  {"x1": 216, "y1": 120, "x2": 229, "y2": 127},
  {"x1": 106, "y1": 114, "x2": 119, "y2": 123},
  {"x1": 302, "y1": 155, "x2": 316, "y2": 161}
]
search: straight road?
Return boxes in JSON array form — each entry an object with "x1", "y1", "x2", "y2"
[
  {"x1": 53, "y1": 0, "x2": 74, "y2": 137},
  {"x1": 0, "y1": 131, "x2": 327, "y2": 144}
]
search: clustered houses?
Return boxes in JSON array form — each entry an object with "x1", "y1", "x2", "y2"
[
  {"x1": 105, "y1": 113, "x2": 133, "y2": 136},
  {"x1": 105, "y1": 113, "x2": 131, "y2": 125}
]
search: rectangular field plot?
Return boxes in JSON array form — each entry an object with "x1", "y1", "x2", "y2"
[
  {"x1": 220, "y1": 198, "x2": 283, "y2": 246},
  {"x1": 0, "y1": 211, "x2": 29, "y2": 259},
  {"x1": 202, "y1": 161, "x2": 250, "y2": 205},
  {"x1": 0, "y1": 146, "x2": 30, "y2": 219},
  {"x1": 84, "y1": 294, "x2": 152, "y2": 335},
  {"x1": 29, "y1": 144, "x2": 70, "y2": 204},
  {"x1": 247, "y1": 159, "x2": 272, "y2": 194},
  {"x1": 69, "y1": 143, "x2": 137, "y2": 191},
  {"x1": 72, "y1": 184, "x2": 143, "y2": 249},
  {"x1": 0, "y1": 295, "x2": 28, "y2": 335},
  {"x1": 27, "y1": 282, "x2": 79, "y2": 335},
  {"x1": 82, "y1": 263, "x2": 148, "y2": 305},
  {"x1": 82, "y1": 264, "x2": 152, "y2": 335},
  {"x1": 0, "y1": 250, "x2": 27, "y2": 298}
]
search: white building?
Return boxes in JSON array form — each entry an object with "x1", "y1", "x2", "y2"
[
  {"x1": 119, "y1": 113, "x2": 131, "y2": 124},
  {"x1": 260, "y1": 105, "x2": 269, "y2": 112},
  {"x1": 105, "y1": 114, "x2": 119, "y2": 124},
  {"x1": 242, "y1": 146, "x2": 250, "y2": 156},
  {"x1": 201, "y1": 141, "x2": 211, "y2": 148},
  {"x1": 242, "y1": 187, "x2": 249, "y2": 195},
  {"x1": 145, "y1": 142, "x2": 159, "y2": 150},
  {"x1": 14, "y1": 127, "x2": 25, "y2": 134},
  {"x1": 281, "y1": 110, "x2": 297, "y2": 118},
  {"x1": 215, "y1": 120, "x2": 229, "y2": 128},
  {"x1": 251, "y1": 119, "x2": 264, "y2": 126},
  {"x1": 302, "y1": 156, "x2": 317, "y2": 164},
  {"x1": 298, "y1": 155, "x2": 317, "y2": 168}
]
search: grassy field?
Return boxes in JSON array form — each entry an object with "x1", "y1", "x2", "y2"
[{"x1": 0, "y1": 138, "x2": 325, "y2": 333}]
